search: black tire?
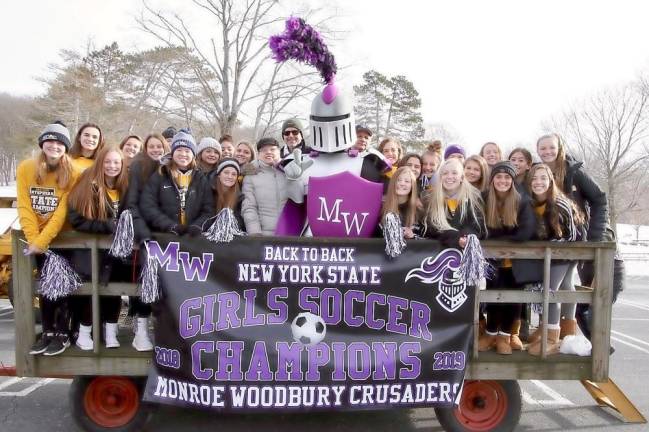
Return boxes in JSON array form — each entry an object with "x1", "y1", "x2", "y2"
[
  {"x1": 7, "y1": 278, "x2": 42, "y2": 324},
  {"x1": 434, "y1": 380, "x2": 522, "y2": 432},
  {"x1": 70, "y1": 376, "x2": 155, "y2": 432}
]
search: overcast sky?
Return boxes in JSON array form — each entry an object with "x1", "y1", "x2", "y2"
[{"x1": 4, "y1": 0, "x2": 649, "y2": 153}]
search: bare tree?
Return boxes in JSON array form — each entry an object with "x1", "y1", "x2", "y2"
[
  {"x1": 548, "y1": 81, "x2": 649, "y2": 229},
  {"x1": 137, "y1": 0, "x2": 328, "y2": 136}
]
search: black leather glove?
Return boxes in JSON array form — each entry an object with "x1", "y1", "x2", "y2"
[{"x1": 187, "y1": 225, "x2": 203, "y2": 237}]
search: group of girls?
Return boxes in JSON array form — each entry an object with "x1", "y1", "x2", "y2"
[
  {"x1": 379, "y1": 135, "x2": 607, "y2": 355},
  {"x1": 18, "y1": 119, "x2": 607, "y2": 358},
  {"x1": 18, "y1": 122, "x2": 254, "y2": 356}
]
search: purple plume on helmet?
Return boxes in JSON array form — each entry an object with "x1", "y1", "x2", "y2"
[
  {"x1": 405, "y1": 249, "x2": 462, "y2": 284},
  {"x1": 269, "y1": 17, "x2": 337, "y2": 84}
]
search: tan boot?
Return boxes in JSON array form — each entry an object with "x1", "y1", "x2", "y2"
[
  {"x1": 559, "y1": 318, "x2": 577, "y2": 339},
  {"x1": 528, "y1": 328, "x2": 561, "y2": 356},
  {"x1": 478, "y1": 317, "x2": 487, "y2": 337},
  {"x1": 478, "y1": 333, "x2": 497, "y2": 351},
  {"x1": 510, "y1": 320, "x2": 523, "y2": 350},
  {"x1": 496, "y1": 334, "x2": 513, "y2": 355},
  {"x1": 528, "y1": 321, "x2": 543, "y2": 344}
]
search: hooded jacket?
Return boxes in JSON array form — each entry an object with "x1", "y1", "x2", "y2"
[{"x1": 562, "y1": 157, "x2": 608, "y2": 241}]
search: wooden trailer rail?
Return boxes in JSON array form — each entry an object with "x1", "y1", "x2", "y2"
[{"x1": 11, "y1": 230, "x2": 617, "y2": 383}]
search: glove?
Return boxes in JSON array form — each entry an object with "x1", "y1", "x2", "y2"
[
  {"x1": 186, "y1": 225, "x2": 203, "y2": 237},
  {"x1": 283, "y1": 149, "x2": 314, "y2": 180},
  {"x1": 169, "y1": 224, "x2": 187, "y2": 235}
]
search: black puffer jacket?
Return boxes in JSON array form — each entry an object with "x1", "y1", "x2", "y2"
[
  {"x1": 139, "y1": 165, "x2": 214, "y2": 232},
  {"x1": 422, "y1": 199, "x2": 487, "y2": 247},
  {"x1": 67, "y1": 185, "x2": 129, "y2": 284},
  {"x1": 563, "y1": 157, "x2": 608, "y2": 241},
  {"x1": 125, "y1": 157, "x2": 158, "y2": 242}
]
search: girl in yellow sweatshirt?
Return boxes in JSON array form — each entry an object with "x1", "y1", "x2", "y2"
[
  {"x1": 17, "y1": 121, "x2": 78, "y2": 356},
  {"x1": 69, "y1": 122, "x2": 105, "y2": 173}
]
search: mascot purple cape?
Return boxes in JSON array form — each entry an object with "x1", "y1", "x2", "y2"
[{"x1": 271, "y1": 17, "x2": 390, "y2": 238}]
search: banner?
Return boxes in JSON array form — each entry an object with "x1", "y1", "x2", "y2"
[{"x1": 143, "y1": 235, "x2": 475, "y2": 412}]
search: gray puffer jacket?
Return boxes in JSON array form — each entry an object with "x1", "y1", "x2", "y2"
[{"x1": 241, "y1": 159, "x2": 288, "y2": 235}]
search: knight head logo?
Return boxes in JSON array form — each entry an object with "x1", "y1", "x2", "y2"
[{"x1": 405, "y1": 249, "x2": 468, "y2": 313}]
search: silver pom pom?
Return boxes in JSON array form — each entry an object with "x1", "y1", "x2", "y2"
[
  {"x1": 38, "y1": 250, "x2": 82, "y2": 300},
  {"x1": 525, "y1": 282, "x2": 544, "y2": 314},
  {"x1": 383, "y1": 212, "x2": 406, "y2": 258},
  {"x1": 109, "y1": 210, "x2": 134, "y2": 258},
  {"x1": 139, "y1": 243, "x2": 160, "y2": 304},
  {"x1": 458, "y1": 234, "x2": 493, "y2": 285},
  {"x1": 203, "y1": 208, "x2": 246, "y2": 243}
]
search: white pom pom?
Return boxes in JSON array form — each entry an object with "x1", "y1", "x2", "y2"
[
  {"x1": 38, "y1": 250, "x2": 82, "y2": 300},
  {"x1": 109, "y1": 210, "x2": 134, "y2": 258},
  {"x1": 383, "y1": 212, "x2": 406, "y2": 258},
  {"x1": 203, "y1": 208, "x2": 246, "y2": 243}
]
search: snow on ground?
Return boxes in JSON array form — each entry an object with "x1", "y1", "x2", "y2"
[{"x1": 617, "y1": 223, "x2": 649, "y2": 276}]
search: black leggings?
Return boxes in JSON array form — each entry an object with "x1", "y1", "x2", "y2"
[
  {"x1": 486, "y1": 267, "x2": 522, "y2": 334},
  {"x1": 71, "y1": 296, "x2": 122, "y2": 327}
]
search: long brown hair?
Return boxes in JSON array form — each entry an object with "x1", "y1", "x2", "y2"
[
  {"x1": 480, "y1": 141, "x2": 503, "y2": 164},
  {"x1": 527, "y1": 164, "x2": 584, "y2": 237},
  {"x1": 69, "y1": 123, "x2": 105, "y2": 159},
  {"x1": 378, "y1": 137, "x2": 403, "y2": 161},
  {"x1": 464, "y1": 155, "x2": 489, "y2": 191},
  {"x1": 536, "y1": 133, "x2": 567, "y2": 190},
  {"x1": 508, "y1": 147, "x2": 533, "y2": 184},
  {"x1": 35, "y1": 151, "x2": 75, "y2": 190},
  {"x1": 485, "y1": 172, "x2": 520, "y2": 229},
  {"x1": 68, "y1": 147, "x2": 129, "y2": 220},
  {"x1": 382, "y1": 166, "x2": 418, "y2": 227},
  {"x1": 134, "y1": 134, "x2": 170, "y2": 184},
  {"x1": 213, "y1": 174, "x2": 240, "y2": 213}
]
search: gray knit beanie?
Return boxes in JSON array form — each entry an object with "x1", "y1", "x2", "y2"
[
  {"x1": 197, "y1": 137, "x2": 222, "y2": 156},
  {"x1": 38, "y1": 121, "x2": 71, "y2": 151}
]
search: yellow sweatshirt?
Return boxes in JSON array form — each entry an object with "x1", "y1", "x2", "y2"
[
  {"x1": 17, "y1": 158, "x2": 77, "y2": 251},
  {"x1": 71, "y1": 156, "x2": 94, "y2": 173}
]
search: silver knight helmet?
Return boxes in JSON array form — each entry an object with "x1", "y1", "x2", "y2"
[{"x1": 309, "y1": 82, "x2": 356, "y2": 153}]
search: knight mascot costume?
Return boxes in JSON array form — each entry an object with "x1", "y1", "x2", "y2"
[{"x1": 270, "y1": 17, "x2": 390, "y2": 238}]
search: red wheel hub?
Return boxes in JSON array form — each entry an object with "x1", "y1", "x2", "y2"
[
  {"x1": 453, "y1": 380, "x2": 508, "y2": 431},
  {"x1": 83, "y1": 377, "x2": 140, "y2": 428}
]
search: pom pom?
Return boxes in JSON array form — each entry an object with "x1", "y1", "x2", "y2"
[
  {"x1": 383, "y1": 212, "x2": 406, "y2": 258},
  {"x1": 524, "y1": 282, "x2": 544, "y2": 314},
  {"x1": 203, "y1": 208, "x2": 246, "y2": 243},
  {"x1": 139, "y1": 242, "x2": 160, "y2": 304},
  {"x1": 458, "y1": 234, "x2": 493, "y2": 285},
  {"x1": 38, "y1": 250, "x2": 81, "y2": 300},
  {"x1": 109, "y1": 210, "x2": 134, "y2": 258},
  {"x1": 269, "y1": 17, "x2": 337, "y2": 84}
]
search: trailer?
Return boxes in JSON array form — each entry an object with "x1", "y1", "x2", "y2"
[{"x1": 7, "y1": 230, "x2": 647, "y2": 431}]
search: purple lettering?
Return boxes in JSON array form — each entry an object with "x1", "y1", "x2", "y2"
[
  {"x1": 244, "y1": 341, "x2": 273, "y2": 381},
  {"x1": 242, "y1": 289, "x2": 265, "y2": 326},
  {"x1": 331, "y1": 342, "x2": 347, "y2": 381},
  {"x1": 267, "y1": 287, "x2": 288, "y2": 324},
  {"x1": 386, "y1": 296, "x2": 408, "y2": 335},
  {"x1": 200, "y1": 294, "x2": 216, "y2": 334},
  {"x1": 298, "y1": 287, "x2": 319, "y2": 315},
  {"x1": 409, "y1": 301, "x2": 432, "y2": 341},
  {"x1": 366, "y1": 293, "x2": 386, "y2": 330},
  {"x1": 399, "y1": 342, "x2": 421, "y2": 379},
  {"x1": 215, "y1": 292, "x2": 242, "y2": 331},
  {"x1": 179, "y1": 251, "x2": 213, "y2": 282},
  {"x1": 214, "y1": 341, "x2": 244, "y2": 381},
  {"x1": 179, "y1": 297, "x2": 202, "y2": 339},
  {"x1": 275, "y1": 342, "x2": 304, "y2": 381},
  {"x1": 306, "y1": 343, "x2": 330, "y2": 381},
  {"x1": 146, "y1": 241, "x2": 179, "y2": 271},
  {"x1": 320, "y1": 288, "x2": 341, "y2": 325},
  {"x1": 348, "y1": 342, "x2": 372, "y2": 380},
  {"x1": 191, "y1": 341, "x2": 214, "y2": 380},
  {"x1": 343, "y1": 290, "x2": 364, "y2": 327},
  {"x1": 372, "y1": 342, "x2": 397, "y2": 380}
]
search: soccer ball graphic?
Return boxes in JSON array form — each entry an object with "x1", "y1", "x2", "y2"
[{"x1": 291, "y1": 312, "x2": 327, "y2": 346}]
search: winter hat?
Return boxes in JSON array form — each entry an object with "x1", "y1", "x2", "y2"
[
  {"x1": 197, "y1": 137, "x2": 222, "y2": 155},
  {"x1": 162, "y1": 126, "x2": 177, "y2": 140},
  {"x1": 281, "y1": 118, "x2": 303, "y2": 135},
  {"x1": 489, "y1": 161, "x2": 517, "y2": 182},
  {"x1": 444, "y1": 144, "x2": 466, "y2": 160},
  {"x1": 256, "y1": 137, "x2": 280, "y2": 151},
  {"x1": 38, "y1": 121, "x2": 71, "y2": 151},
  {"x1": 215, "y1": 157, "x2": 241, "y2": 177},
  {"x1": 356, "y1": 124, "x2": 373, "y2": 136},
  {"x1": 171, "y1": 129, "x2": 197, "y2": 156}
]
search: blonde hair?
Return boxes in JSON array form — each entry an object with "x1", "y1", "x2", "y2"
[
  {"x1": 382, "y1": 166, "x2": 418, "y2": 227},
  {"x1": 424, "y1": 158, "x2": 484, "y2": 232},
  {"x1": 480, "y1": 142, "x2": 503, "y2": 164},
  {"x1": 35, "y1": 151, "x2": 75, "y2": 191},
  {"x1": 378, "y1": 137, "x2": 403, "y2": 160},
  {"x1": 464, "y1": 155, "x2": 489, "y2": 192},
  {"x1": 536, "y1": 133, "x2": 567, "y2": 190},
  {"x1": 236, "y1": 140, "x2": 256, "y2": 163},
  {"x1": 68, "y1": 147, "x2": 129, "y2": 220}
]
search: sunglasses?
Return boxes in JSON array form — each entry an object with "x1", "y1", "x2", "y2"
[{"x1": 283, "y1": 130, "x2": 300, "y2": 137}]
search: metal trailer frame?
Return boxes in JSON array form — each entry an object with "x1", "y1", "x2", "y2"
[{"x1": 9, "y1": 230, "x2": 646, "y2": 431}]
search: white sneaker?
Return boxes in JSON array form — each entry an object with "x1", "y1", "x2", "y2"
[
  {"x1": 104, "y1": 322, "x2": 121, "y2": 348},
  {"x1": 76, "y1": 324, "x2": 94, "y2": 351},
  {"x1": 132, "y1": 317, "x2": 153, "y2": 352}
]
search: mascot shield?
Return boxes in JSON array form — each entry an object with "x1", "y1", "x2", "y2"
[{"x1": 307, "y1": 171, "x2": 382, "y2": 237}]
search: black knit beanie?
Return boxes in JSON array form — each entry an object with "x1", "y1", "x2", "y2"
[{"x1": 489, "y1": 161, "x2": 517, "y2": 182}]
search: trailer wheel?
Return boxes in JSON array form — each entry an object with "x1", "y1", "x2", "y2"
[
  {"x1": 434, "y1": 380, "x2": 521, "y2": 432},
  {"x1": 70, "y1": 376, "x2": 154, "y2": 432}
]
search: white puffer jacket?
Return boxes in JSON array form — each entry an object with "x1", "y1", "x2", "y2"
[{"x1": 241, "y1": 159, "x2": 289, "y2": 235}]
